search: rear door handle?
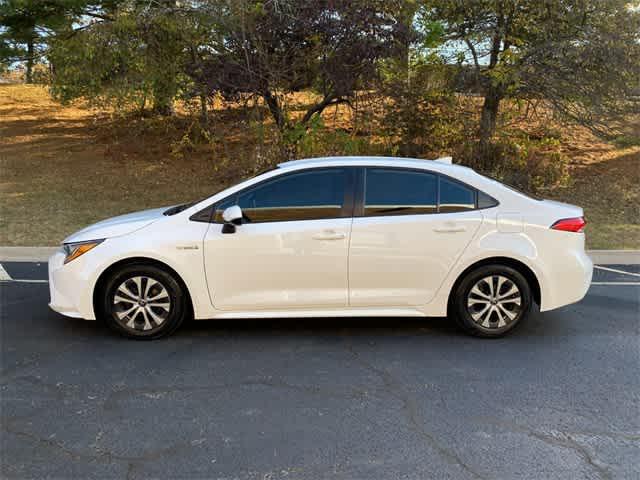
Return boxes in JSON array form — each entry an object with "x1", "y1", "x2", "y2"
[
  {"x1": 313, "y1": 230, "x2": 346, "y2": 241},
  {"x1": 434, "y1": 226, "x2": 466, "y2": 233}
]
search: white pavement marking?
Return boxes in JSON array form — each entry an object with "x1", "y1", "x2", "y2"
[
  {"x1": 594, "y1": 265, "x2": 640, "y2": 278},
  {"x1": 0, "y1": 262, "x2": 48, "y2": 283},
  {"x1": 2, "y1": 279, "x2": 49, "y2": 284},
  {"x1": 0, "y1": 263, "x2": 12, "y2": 281},
  {"x1": 591, "y1": 282, "x2": 640, "y2": 286}
]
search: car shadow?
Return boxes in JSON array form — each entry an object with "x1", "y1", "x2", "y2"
[
  {"x1": 50, "y1": 303, "x2": 583, "y2": 343},
  {"x1": 180, "y1": 314, "x2": 465, "y2": 339}
]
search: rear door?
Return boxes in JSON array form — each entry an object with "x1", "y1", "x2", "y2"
[{"x1": 348, "y1": 167, "x2": 484, "y2": 307}]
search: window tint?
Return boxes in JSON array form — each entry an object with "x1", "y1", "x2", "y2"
[
  {"x1": 439, "y1": 177, "x2": 476, "y2": 213},
  {"x1": 365, "y1": 168, "x2": 437, "y2": 216},
  {"x1": 478, "y1": 190, "x2": 499, "y2": 209},
  {"x1": 214, "y1": 168, "x2": 348, "y2": 223}
]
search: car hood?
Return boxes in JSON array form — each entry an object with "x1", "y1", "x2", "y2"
[{"x1": 63, "y1": 207, "x2": 170, "y2": 244}]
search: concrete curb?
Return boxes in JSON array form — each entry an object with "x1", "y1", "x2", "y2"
[
  {"x1": 0, "y1": 246, "x2": 638, "y2": 264},
  {"x1": 587, "y1": 250, "x2": 640, "y2": 265},
  {"x1": 0, "y1": 247, "x2": 58, "y2": 262}
]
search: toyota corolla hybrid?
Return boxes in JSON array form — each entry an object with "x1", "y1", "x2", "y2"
[{"x1": 49, "y1": 156, "x2": 592, "y2": 339}]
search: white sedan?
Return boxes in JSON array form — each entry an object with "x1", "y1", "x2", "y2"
[{"x1": 49, "y1": 156, "x2": 593, "y2": 339}]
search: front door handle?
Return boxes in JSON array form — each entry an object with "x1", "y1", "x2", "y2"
[{"x1": 313, "y1": 230, "x2": 346, "y2": 241}]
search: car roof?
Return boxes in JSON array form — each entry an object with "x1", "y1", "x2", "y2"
[
  {"x1": 277, "y1": 156, "x2": 474, "y2": 176},
  {"x1": 275, "y1": 156, "x2": 523, "y2": 202}
]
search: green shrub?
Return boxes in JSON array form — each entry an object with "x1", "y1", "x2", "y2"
[
  {"x1": 613, "y1": 135, "x2": 640, "y2": 149},
  {"x1": 282, "y1": 115, "x2": 387, "y2": 159},
  {"x1": 469, "y1": 136, "x2": 570, "y2": 195},
  {"x1": 380, "y1": 62, "x2": 464, "y2": 158}
]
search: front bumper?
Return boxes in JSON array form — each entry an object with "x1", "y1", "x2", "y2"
[{"x1": 48, "y1": 250, "x2": 95, "y2": 319}]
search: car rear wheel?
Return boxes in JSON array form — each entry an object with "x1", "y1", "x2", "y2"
[
  {"x1": 451, "y1": 265, "x2": 532, "y2": 338},
  {"x1": 100, "y1": 264, "x2": 187, "y2": 340}
]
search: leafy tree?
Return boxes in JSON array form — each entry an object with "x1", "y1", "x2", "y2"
[
  {"x1": 48, "y1": 0, "x2": 195, "y2": 115},
  {"x1": 423, "y1": 0, "x2": 640, "y2": 166},
  {"x1": 0, "y1": 0, "x2": 86, "y2": 82},
  {"x1": 197, "y1": 0, "x2": 411, "y2": 132}
]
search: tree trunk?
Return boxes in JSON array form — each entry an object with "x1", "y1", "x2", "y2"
[
  {"x1": 152, "y1": 88, "x2": 174, "y2": 116},
  {"x1": 199, "y1": 92, "x2": 208, "y2": 125},
  {"x1": 25, "y1": 38, "x2": 34, "y2": 84},
  {"x1": 475, "y1": 9, "x2": 507, "y2": 169},
  {"x1": 477, "y1": 88, "x2": 502, "y2": 168},
  {"x1": 263, "y1": 90, "x2": 286, "y2": 130},
  {"x1": 139, "y1": 94, "x2": 147, "y2": 116}
]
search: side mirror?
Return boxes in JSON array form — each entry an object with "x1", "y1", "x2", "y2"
[{"x1": 221, "y1": 205, "x2": 243, "y2": 234}]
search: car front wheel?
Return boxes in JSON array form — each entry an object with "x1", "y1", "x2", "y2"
[
  {"x1": 100, "y1": 264, "x2": 187, "y2": 340},
  {"x1": 451, "y1": 265, "x2": 532, "y2": 337}
]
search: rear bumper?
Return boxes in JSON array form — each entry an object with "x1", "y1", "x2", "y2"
[{"x1": 539, "y1": 248, "x2": 593, "y2": 311}]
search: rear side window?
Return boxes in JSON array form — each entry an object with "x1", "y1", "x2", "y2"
[
  {"x1": 478, "y1": 190, "x2": 499, "y2": 209},
  {"x1": 214, "y1": 168, "x2": 350, "y2": 223},
  {"x1": 362, "y1": 167, "x2": 499, "y2": 217},
  {"x1": 364, "y1": 168, "x2": 437, "y2": 216},
  {"x1": 439, "y1": 177, "x2": 476, "y2": 213}
]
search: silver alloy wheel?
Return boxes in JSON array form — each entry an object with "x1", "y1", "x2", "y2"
[
  {"x1": 466, "y1": 275, "x2": 522, "y2": 329},
  {"x1": 112, "y1": 276, "x2": 171, "y2": 332}
]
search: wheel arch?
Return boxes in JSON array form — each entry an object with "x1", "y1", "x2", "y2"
[
  {"x1": 447, "y1": 256, "x2": 541, "y2": 310},
  {"x1": 92, "y1": 256, "x2": 194, "y2": 320}
]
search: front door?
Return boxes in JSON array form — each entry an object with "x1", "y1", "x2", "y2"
[{"x1": 203, "y1": 167, "x2": 354, "y2": 311}]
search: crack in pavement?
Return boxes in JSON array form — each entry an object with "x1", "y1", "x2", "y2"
[
  {"x1": 478, "y1": 417, "x2": 614, "y2": 480},
  {"x1": 343, "y1": 341, "x2": 487, "y2": 480}
]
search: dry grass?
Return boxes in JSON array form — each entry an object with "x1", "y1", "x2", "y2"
[
  {"x1": 0, "y1": 85, "x2": 249, "y2": 245},
  {"x1": 1, "y1": 84, "x2": 638, "y2": 248}
]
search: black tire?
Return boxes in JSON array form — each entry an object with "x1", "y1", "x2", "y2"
[
  {"x1": 99, "y1": 264, "x2": 187, "y2": 340},
  {"x1": 450, "y1": 264, "x2": 532, "y2": 338}
]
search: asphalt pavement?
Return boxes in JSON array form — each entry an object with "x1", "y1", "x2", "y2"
[{"x1": 0, "y1": 262, "x2": 638, "y2": 479}]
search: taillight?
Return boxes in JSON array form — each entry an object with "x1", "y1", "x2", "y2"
[{"x1": 550, "y1": 217, "x2": 586, "y2": 233}]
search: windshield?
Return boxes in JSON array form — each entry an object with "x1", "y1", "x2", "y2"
[{"x1": 163, "y1": 166, "x2": 280, "y2": 216}]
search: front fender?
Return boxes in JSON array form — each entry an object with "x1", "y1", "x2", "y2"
[{"x1": 73, "y1": 220, "x2": 213, "y2": 319}]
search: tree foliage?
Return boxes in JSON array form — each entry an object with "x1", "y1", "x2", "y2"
[
  {"x1": 422, "y1": 0, "x2": 640, "y2": 166},
  {"x1": 47, "y1": 1, "x2": 194, "y2": 114},
  {"x1": 0, "y1": 0, "x2": 86, "y2": 82},
  {"x1": 192, "y1": 0, "x2": 411, "y2": 132},
  {"x1": 2, "y1": 0, "x2": 638, "y2": 171}
]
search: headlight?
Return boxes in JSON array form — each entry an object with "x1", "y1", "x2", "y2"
[{"x1": 62, "y1": 239, "x2": 104, "y2": 264}]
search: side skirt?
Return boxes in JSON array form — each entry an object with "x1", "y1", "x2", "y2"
[{"x1": 197, "y1": 307, "x2": 428, "y2": 320}]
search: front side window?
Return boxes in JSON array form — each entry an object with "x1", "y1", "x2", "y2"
[
  {"x1": 214, "y1": 168, "x2": 349, "y2": 223},
  {"x1": 364, "y1": 168, "x2": 438, "y2": 216}
]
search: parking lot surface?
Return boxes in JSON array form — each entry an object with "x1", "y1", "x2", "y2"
[{"x1": 1, "y1": 262, "x2": 638, "y2": 479}]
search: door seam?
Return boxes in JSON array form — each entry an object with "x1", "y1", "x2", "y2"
[{"x1": 346, "y1": 216, "x2": 354, "y2": 307}]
